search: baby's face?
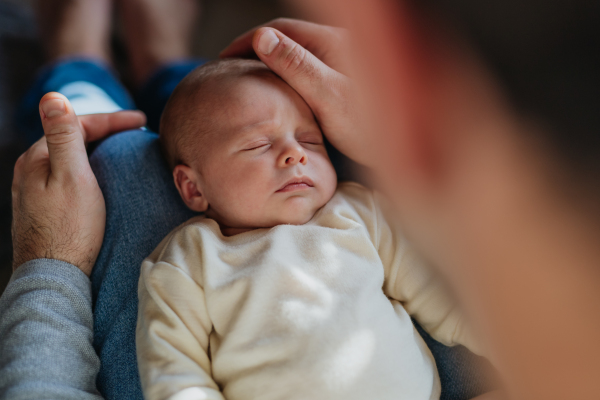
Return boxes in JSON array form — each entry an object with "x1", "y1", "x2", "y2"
[{"x1": 184, "y1": 73, "x2": 337, "y2": 233}]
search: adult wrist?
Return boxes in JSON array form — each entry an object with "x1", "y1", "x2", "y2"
[{"x1": 10, "y1": 258, "x2": 92, "y2": 285}]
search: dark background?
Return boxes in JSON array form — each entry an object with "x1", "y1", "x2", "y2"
[{"x1": 0, "y1": 0, "x2": 297, "y2": 294}]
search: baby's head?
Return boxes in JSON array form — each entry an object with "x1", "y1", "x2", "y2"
[{"x1": 160, "y1": 59, "x2": 337, "y2": 235}]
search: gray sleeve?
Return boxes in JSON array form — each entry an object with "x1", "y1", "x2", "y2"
[{"x1": 0, "y1": 259, "x2": 103, "y2": 400}]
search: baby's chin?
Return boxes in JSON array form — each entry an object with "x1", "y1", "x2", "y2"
[
  {"x1": 218, "y1": 211, "x2": 317, "y2": 236},
  {"x1": 274, "y1": 211, "x2": 317, "y2": 226},
  {"x1": 217, "y1": 193, "x2": 334, "y2": 235},
  {"x1": 272, "y1": 196, "x2": 329, "y2": 226},
  {"x1": 247, "y1": 203, "x2": 324, "y2": 231}
]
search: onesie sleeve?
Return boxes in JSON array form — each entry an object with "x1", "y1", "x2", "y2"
[
  {"x1": 373, "y1": 193, "x2": 482, "y2": 355},
  {"x1": 136, "y1": 228, "x2": 225, "y2": 400}
]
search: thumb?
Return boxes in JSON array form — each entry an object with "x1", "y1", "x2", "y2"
[
  {"x1": 252, "y1": 27, "x2": 339, "y2": 109},
  {"x1": 39, "y1": 92, "x2": 89, "y2": 179}
]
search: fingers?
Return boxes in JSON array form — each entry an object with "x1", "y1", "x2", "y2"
[
  {"x1": 79, "y1": 110, "x2": 146, "y2": 142},
  {"x1": 220, "y1": 18, "x2": 334, "y2": 62},
  {"x1": 249, "y1": 27, "x2": 341, "y2": 111},
  {"x1": 39, "y1": 92, "x2": 89, "y2": 179},
  {"x1": 220, "y1": 18, "x2": 299, "y2": 59}
]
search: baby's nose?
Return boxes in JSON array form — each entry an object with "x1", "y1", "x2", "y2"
[
  {"x1": 279, "y1": 144, "x2": 308, "y2": 167},
  {"x1": 285, "y1": 154, "x2": 306, "y2": 165}
]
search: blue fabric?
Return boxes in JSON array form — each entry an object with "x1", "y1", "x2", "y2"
[
  {"x1": 15, "y1": 58, "x2": 492, "y2": 400},
  {"x1": 15, "y1": 58, "x2": 208, "y2": 143},
  {"x1": 16, "y1": 59, "x2": 136, "y2": 145},
  {"x1": 415, "y1": 322, "x2": 494, "y2": 400},
  {"x1": 90, "y1": 130, "x2": 197, "y2": 399}
]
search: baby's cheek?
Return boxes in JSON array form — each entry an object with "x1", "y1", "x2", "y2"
[
  {"x1": 316, "y1": 158, "x2": 338, "y2": 196},
  {"x1": 228, "y1": 174, "x2": 272, "y2": 216}
]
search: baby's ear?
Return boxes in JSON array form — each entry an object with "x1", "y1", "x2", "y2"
[{"x1": 173, "y1": 165, "x2": 209, "y2": 212}]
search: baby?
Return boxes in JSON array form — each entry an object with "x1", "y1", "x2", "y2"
[{"x1": 136, "y1": 59, "x2": 479, "y2": 400}]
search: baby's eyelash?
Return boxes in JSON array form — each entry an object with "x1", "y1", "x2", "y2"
[
  {"x1": 300, "y1": 141, "x2": 323, "y2": 145},
  {"x1": 244, "y1": 143, "x2": 270, "y2": 151}
]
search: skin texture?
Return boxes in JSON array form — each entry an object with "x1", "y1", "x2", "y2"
[
  {"x1": 172, "y1": 72, "x2": 338, "y2": 236},
  {"x1": 221, "y1": 11, "x2": 600, "y2": 400},
  {"x1": 12, "y1": 93, "x2": 146, "y2": 275},
  {"x1": 221, "y1": 20, "x2": 372, "y2": 167}
]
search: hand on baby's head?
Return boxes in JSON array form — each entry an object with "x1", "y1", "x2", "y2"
[{"x1": 160, "y1": 59, "x2": 338, "y2": 235}]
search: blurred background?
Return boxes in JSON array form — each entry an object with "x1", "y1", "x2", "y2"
[{"x1": 0, "y1": 0, "x2": 298, "y2": 294}]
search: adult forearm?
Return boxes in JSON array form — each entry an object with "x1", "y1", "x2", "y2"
[{"x1": 0, "y1": 259, "x2": 102, "y2": 400}]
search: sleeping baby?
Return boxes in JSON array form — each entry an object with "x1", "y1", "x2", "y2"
[{"x1": 136, "y1": 58, "x2": 480, "y2": 400}]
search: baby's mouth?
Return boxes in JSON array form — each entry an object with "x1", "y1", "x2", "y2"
[{"x1": 276, "y1": 176, "x2": 314, "y2": 193}]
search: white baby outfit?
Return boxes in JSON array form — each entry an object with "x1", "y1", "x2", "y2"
[{"x1": 136, "y1": 182, "x2": 476, "y2": 400}]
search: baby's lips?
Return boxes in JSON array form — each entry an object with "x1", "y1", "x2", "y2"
[{"x1": 276, "y1": 176, "x2": 315, "y2": 192}]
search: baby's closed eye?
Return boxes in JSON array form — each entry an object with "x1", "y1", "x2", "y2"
[
  {"x1": 299, "y1": 140, "x2": 323, "y2": 146},
  {"x1": 242, "y1": 140, "x2": 271, "y2": 151},
  {"x1": 297, "y1": 132, "x2": 324, "y2": 146}
]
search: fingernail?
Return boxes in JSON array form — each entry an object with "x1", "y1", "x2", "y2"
[
  {"x1": 258, "y1": 29, "x2": 280, "y2": 56},
  {"x1": 41, "y1": 99, "x2": 66, "y2": 118}
]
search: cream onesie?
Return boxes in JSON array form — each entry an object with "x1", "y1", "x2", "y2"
[{"x1": 136, "y1": 182, "x2": 477, "y2": 400}]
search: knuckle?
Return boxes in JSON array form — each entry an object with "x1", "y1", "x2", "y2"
[
  {"x1": 11, "y1": 164, "x2": 21, "y2": 186},
  {"x1": 279, "y1": 41, "x2": 308, "y2": 76},
  {"x1": 63, "y1": 168, "x2": 94, "y2": 189},
  {"x1": 11, "y1": 177, "x2": 19, "y2": 198},
  {"x1": 12, "y1": 158, "x2": 25, "y2": 195},
  {"x1": 75, "y1": 170, "x2": 93, "y2": 187},
  {"x1": 14, "y1": 153, "x2": 25, "y2": 170},
  {"x1": 46, "y1": 124, "x2": 79, "y2": 143}
]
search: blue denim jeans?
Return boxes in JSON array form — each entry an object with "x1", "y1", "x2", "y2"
[{"x1": 17, "y1": 59, "x2": 492, "y2": 400}]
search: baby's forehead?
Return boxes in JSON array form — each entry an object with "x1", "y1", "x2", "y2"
[
  {"x1": 180, "y1": 75, "x2": 274, "y2": 148},
  {"x1": 197, "y1": 69, "x2": 285, "y2": 107},
  {"x1": 190, "y1": 70, "x2": 301, "y2": 128},
  {"x1": 174, "y1": 59, "x2": 314, "y2": 162}
]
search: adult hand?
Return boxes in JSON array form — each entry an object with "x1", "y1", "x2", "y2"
[
  {"x1": 12, "y1": 92, "x2": 146, "y2": 276},
  {"x1": 221, "y1": 19, "x2": 373, "y2": 167}
]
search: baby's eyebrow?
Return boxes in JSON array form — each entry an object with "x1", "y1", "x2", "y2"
[
  {"x1": 229, "y1": 123, "x2": 275, "y2": 146},
  {"x1": 228, "y1": 122, "x2": 279, "y2": 144},
  {"x1": 238, "y1": 119, "x2": 279, "y2": 132}
]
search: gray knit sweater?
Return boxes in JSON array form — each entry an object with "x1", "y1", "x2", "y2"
[{"x1": 0, "y1": 259, "x2": 102, "y2": 399}]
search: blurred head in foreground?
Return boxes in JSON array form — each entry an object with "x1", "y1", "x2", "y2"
[{"x1": 299, "y1": 0, "x2": 600, "y2": 398}]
